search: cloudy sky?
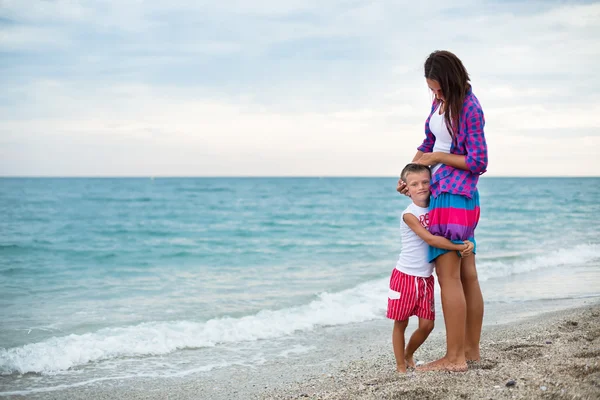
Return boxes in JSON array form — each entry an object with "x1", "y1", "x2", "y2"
[{"x1": 1, "y1": 0, "x2": 599, "y2": 176}]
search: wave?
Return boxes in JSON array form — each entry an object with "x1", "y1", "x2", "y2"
[
  {"x1": 1, "y1": 243, "x2": 597, "y2": 376},
  {"x1": 175, "y1": 187, "x2": 232, "y2": 193},
  {"x1": 0, "y1": 267, "x2": 28, "y2": 276},
  {"x1": 0, "y1": 279, "x2": 385, "y2": 375},
  {"x1": 0, "y1": 244, "x2": 23, "y2": 251},
  {"x1": 84, "y1": 196, "x2": 154, "y2": 202},
  {"x1": 477, "y1": 243, "x2": 599, "y2": 282}
]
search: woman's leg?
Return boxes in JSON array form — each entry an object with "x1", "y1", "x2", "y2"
[
  {"x1": 419, "y1": 250, "x2": 467, "y2": 371},
  {"x1": 460, "y1": 254, "x2": 483, "y2": 361}
]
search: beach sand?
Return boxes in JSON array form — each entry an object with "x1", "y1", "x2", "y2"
[
  {"x1": 7, "y1": 303, "x2": 599, "y2": 400},
  {"x1": 260, "y1": 304, "x2": 600, "y2": 400}
]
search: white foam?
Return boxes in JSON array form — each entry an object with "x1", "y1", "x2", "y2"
[
  {"x1": 477, "y1": 243, "x2": 599, "y2": 282},
  {"x1": 0, "y1": 279, "x2": 387, "y2": 375},
  {"x1": 278, "y1": 344, "x2": 315, "y2": 358}
]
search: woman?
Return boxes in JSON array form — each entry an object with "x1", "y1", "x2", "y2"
[{"x1": 397, "y1": 50, "x2": 488, "y2": 372}]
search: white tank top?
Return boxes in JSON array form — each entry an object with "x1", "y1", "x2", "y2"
[
  {"x1": 395, "y1": 202, "x2": 434, "y2": 277},
  {"x1": 429, "y1": 104, "x2": 452, "y2": 175}
]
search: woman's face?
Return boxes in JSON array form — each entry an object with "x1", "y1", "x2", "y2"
[{"x1": 426, "y1": 78, "x2": 444, "y2": 102}]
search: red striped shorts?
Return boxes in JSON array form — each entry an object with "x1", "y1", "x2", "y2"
[{"x1": 386, "y1": 269, "x2": 435, "y2": 321}]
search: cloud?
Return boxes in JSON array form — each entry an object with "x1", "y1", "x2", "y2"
[
  {"x1": 1, "y1": 0, "x2": 599, "y2": 176},
  {"x1": 0, "y1": 25, "x2": 73, "y2": 50}
]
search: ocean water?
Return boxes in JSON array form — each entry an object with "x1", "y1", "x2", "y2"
[{"x1": 1, "y1": 177, "x2": 599, "y2": 396}]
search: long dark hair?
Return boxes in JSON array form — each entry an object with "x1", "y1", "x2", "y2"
[{"x1": 424, "y1": 50, "x2": 471, "y2": 136}]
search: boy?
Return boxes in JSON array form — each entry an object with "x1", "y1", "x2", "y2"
[{"x1": 387, "y1": 163, "x2": 473, "y2": 372}]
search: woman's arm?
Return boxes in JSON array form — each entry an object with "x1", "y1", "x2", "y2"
[
  {"x1": 416, "y1": 152, "x2": 468, "y2": 170},
  {"x1": 418, "y1": 131, "x2": 435, "y2": 153},
  {"x1": 464, "y1": 106, "x2": 488, "y2": 174},
  {"x1": 412, "y1": 150, "x2": 424, "y2": 162},
  {"x1": 404, "y1": 214, "x2": 470, "y2": 252},
  {"x1": 417, "y1": 108, "x2": 436, "y2": 154}
]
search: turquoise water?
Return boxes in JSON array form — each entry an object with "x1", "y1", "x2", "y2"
[{"x1": 1, "y1": 177, "x2": 599, "y2": 395}]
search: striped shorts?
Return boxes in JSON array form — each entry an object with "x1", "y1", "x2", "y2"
[
  {"x1": 428, "y1": 190, "x2": 480, "y2": 262},
  {"x1": 387, "y1": 269, "x2": 435, "y2": 321}
]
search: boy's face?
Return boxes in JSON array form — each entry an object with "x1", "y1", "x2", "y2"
[{"x1": 404, "y1": 171, "x2": 431, "y2": 202}]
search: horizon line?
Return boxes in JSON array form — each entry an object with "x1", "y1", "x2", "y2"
[{"x1": 1, "y1": 175, "x2": 599, "y2": 179}]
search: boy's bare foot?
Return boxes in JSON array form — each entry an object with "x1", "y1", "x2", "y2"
[
  {"x1": 416, "y1": 357, "x2": 468, "y2": 372},
  {"x1": 396, "y1": 365, "x2": 407, "y2": 373},
  {"x1": 405, "y1": 354, "x2": 416, "y2": 368}
]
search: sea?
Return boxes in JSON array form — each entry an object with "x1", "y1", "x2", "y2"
[{"x1": 1, "y1": 177, "x2": 599, "y2": 396}]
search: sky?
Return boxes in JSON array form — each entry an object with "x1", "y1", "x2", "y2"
[{"x1": 1, "y1": 0, "x2": 599, "y2": 177}]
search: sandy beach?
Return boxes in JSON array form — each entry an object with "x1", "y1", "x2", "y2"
[
  {"x1": 6, "y1": 301, "x2": 598, "y2": 400},
  {"x1": 260, "y1": 303, "x2": 600, "y2": 400}
]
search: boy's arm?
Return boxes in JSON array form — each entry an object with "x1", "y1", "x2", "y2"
[{"x1": 403, "y1": 213, "x2": 469, "y2": 252}]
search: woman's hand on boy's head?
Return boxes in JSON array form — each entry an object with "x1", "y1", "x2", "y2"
[
  {"x1": 461, "y1": 240, "x2": 474, "y2": 257},
  {"x1": 396, "y1": 178, "x2": 410, "y2": 196}
]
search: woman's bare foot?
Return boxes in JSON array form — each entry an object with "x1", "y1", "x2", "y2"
[
  {"x1": 396, "y1": 364, "x2": 407, "y2": 373},
  {"x1": 405, "y1": 354, "x2": 416, "y2": 368},
  {"x1": 416, "y1": 357, "x2": 468, "y2": 372},
  {"x1": 465, "y1": 349, "x2": 480, "y2": 362}
]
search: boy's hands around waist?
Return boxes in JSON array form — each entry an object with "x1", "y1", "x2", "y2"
[{"x1": 460, "y1": 240, "x2": 474, "y2": 257}]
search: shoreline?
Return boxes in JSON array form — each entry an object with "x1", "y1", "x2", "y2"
[
  {"x1": 3, "y1": 300, "x2": 599, "y2": 399},
  {"x1": 261, "y1": 302, "x2": 600, "y2": 400}
]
